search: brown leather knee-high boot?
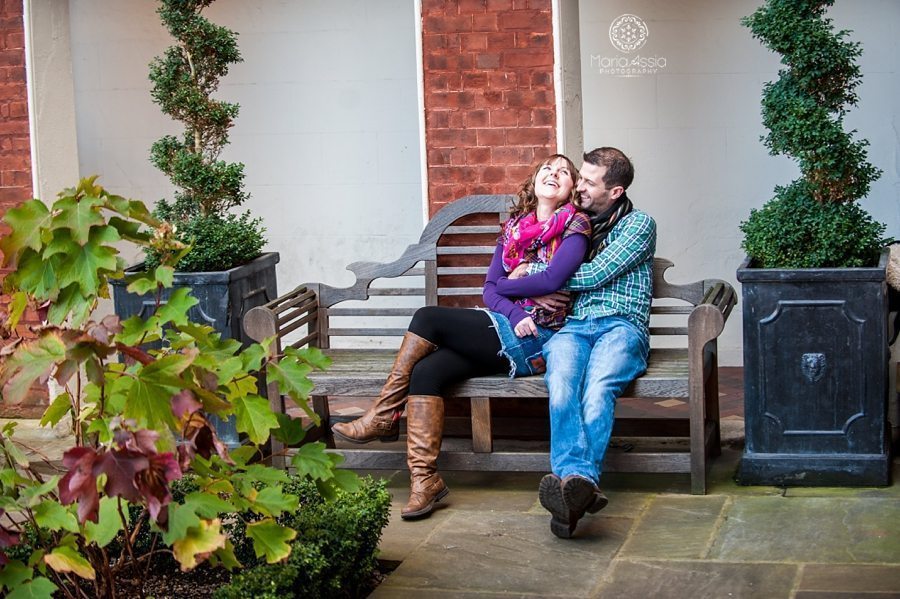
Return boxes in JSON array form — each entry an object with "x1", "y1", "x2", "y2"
[
  {"x1": 401, "y1": 395, "x2": 449, "y2": 520},
  {"x1": 332, "y1": 332, "x2": 438, "y2": 443}
]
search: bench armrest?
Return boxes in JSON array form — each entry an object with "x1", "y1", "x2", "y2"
[
  {"x1": 243, "y1": 284, "x2": 321, "y2": 352},
  {"x1": 687, "y1": 280, "x2": 737, "y2": 349}
]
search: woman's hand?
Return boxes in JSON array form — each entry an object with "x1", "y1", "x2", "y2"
[
  {"x1": 514, "y1": 316, "x2": 538, "y2": 338},
  {"x1": 509, "y1": 263, "x2": 530, "y2": 279}
]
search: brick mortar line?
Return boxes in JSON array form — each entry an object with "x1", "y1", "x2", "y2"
[{"x1": 789, "y1": 562, "x2": 805, "y2": 599}]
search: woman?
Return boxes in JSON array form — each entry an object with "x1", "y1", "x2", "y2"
[{"x1": 332, "y1": 154, "x2": 591, "y2": 519}]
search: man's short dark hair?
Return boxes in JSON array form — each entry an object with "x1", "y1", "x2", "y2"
[{"x1": 583, "y1": 147, "x2": 634, "y2": 190}]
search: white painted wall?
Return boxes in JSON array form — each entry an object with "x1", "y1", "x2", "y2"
[
  {"x1": 579, "y1": 0, "x2": 900, "y2": 366},
  {"x1": 67, "y1": 0, "x2": 424, "y2": 289}
]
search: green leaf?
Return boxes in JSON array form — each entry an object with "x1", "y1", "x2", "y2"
[
  {"x1": 124, "y1": 354, "x2": 194, "y2": 429},
  {"x1": 19, "y1": 476, "x2": 58, "y2": 506},
  {"x1": 288, "y1": 346, "x2": 332, "y2": 371},
  {"x1": 0, "y1": 200, "x2": 51, "y2": 264},
  {"x1": 209, "y1": 539, "x2": 241, "y2": 571},
  {"x1": 241, "y1": 464, "x2": 289, "y2": 487},
  {"x1": 44, "y1": 545, "x2": 95, "y2": 580},
  {"x1": 252, "y1": 486, "x2": 298, "y2": 518},
  {"x1": 266, "y1": 358, "x2": 313, "y2": 401},
  {"x1": 83, "y1": 497, "x2": 123, "y2": 548},
  {"x1": 155, "y1": 265, "x2": 175, "y2": 287},
  {"x1": 0, "y1": 560, "x2": 32, "y2": 590},
  {"x1": 56, "y1": 235, "x2": 119, "y2": 297},
  {"x1": 239, "y1": 343, "x2": 267, "y2": 372},
  {"x1": 155, "y1": 287, "x2": 198, "y2": 327},
  {"x1": 0, "y1": 332, "x2": 66, "y2": 405},
  {"x1": 272, "y1": 412, "x2": 305, "y2": 446},
  {"x1": 6, "y1": 576, "x2": 58, "y2": 599},
  {"x1": 228, "y1": 445, "x2": 258, "y2": 466},
  {"x1": 162, "y1": 502, "x2": 201, "y2": 546},
  {"x1": 245, "y1": 519, "x2": 296, "y2": 564},
  {"x1": 34, "y1": 501, "x2": 79, "y2": 533},
  {"x1": 2, "y1": 439, "x2": 29, "y2": 468},
  {"x1": 46, "y1": 285, "x2": 90, "y2": 327},
  {"x1": 172, "y1": 518, "x2": 226, "y2": 571},
  {"x1": 233, "y1": 394, "x2": 278, "y2": 445},
  {"x1": 52, "y1": 194, "x2": 104, "y2": 246},
  {"x1": 39, "y1": 393, "x2": 72, "y2": 427},
  {"x1": 184, "y1": 492, "x2": 234, "y2": 518},
  {"x1": 330, "y1": 468, "x2": 361, "y2": 493},
  {"x1": 125, "y1": 273, "x2": 158, "y2": 295},
  {"x1": 6, "y1": 291, "x2": 27, "y2": 329},
  {"x1": 290, "y1": 442, "x2": 337, "y2": 481}
]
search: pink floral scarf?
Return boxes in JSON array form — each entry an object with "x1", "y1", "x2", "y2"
[{"x1": 501, "y1": 203, "x2": 578, "y2": 272}]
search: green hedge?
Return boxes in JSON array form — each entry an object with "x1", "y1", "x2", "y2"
[{"x1": 215, "y1": 475, "x2": 391, "y2": 599}]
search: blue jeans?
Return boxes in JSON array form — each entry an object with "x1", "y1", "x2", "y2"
[
  {"x1": 544, "y1": 316, "x2": 649, "y2": 483},
  {"x1": 482, "y1": 309, "x2": 557, "y2": 377}
]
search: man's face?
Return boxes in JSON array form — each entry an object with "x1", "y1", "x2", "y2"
[{"x1": 575, "y1": 162, "x2": 623, "y2": 214}]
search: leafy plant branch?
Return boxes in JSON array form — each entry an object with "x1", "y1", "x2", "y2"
[{"x1": 0, "y1": 178, "x2": 353, "y2": 598}]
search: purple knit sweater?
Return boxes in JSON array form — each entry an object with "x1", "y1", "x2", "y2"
[{"x1": 481, "y1": 233, "x2": 588, "y2": 327}]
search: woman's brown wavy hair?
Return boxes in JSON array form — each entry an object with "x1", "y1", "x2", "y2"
[{"x1": 509, "y1": 154, "x2": 578, "y2": 219}]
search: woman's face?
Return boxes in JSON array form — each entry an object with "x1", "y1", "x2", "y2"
[{"x1": 533, "y1": 157, "x2": 575, "y2": 204}]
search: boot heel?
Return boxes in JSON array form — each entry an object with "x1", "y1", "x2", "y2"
[{"x1": 379, "y1": 432, "x2": 400, "y2": 442}]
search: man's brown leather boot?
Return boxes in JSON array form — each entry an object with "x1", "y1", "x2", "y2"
[
  {"x1": 401, "y1": 395, "x2": 449, "y2": 520},
  {"x1": 332, "y1": 332, "x2": 437, "y2": 443}
]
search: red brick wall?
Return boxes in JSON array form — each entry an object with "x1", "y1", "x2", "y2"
[
  {"x1": 422, "y1": 0, "x2": 557, "y2": 216},
  {"x1": 0, "y1": 0, "x2": 41, "y2": 416}
]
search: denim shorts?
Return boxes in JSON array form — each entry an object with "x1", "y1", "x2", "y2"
[{"x1": 482, "y1": 309, "x2": 557, "y2": 378}]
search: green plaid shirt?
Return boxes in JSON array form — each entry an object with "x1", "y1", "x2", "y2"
[{"x1": 529, "y1": 210, "x2": 656, "y2": 337}]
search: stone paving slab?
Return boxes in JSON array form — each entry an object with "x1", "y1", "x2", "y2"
[
  {"x1": 376, "y1": 510, "x2": 630, "y2": 596},
  {"x1": 710, "y1": 496, "x2": 900, "y2": 563},
  {"x1": 594, "y1": 559, "x2": 798, "y2": 599},
  {"x1": 618, "y1": 495, "x2": 728, "y2": 559},
  {"x1": 798, "y1": 564, "x2": 900, "y2": 593}
]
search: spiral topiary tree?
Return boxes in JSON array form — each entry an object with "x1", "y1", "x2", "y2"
[
  {"x1": 740, "y1": 0, "x2": 885, "y2": 268},
  {"x1": 148, "y1": 0, "x2": 264, "y2": 272}
]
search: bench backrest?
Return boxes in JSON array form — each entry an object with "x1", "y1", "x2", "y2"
[{"x1": 245, "y1": 195, "x2": 732, "y2": 353}]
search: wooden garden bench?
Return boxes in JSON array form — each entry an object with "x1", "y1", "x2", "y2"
[{"x1": 244, "y1": 195, "x2": 737, "y2": 494}]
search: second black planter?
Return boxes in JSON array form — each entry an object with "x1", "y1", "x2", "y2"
[{"x1": 736, "y1": 250, "x2": 891, "y2": 486}]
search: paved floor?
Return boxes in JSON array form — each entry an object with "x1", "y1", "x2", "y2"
[{"x1": 369, "y1": 444, "x2": 900, "y2": 598}]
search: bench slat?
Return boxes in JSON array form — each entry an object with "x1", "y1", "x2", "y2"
[
  {"x1": 328, "y1": 308, "x2": 419, "y2": 316},
  {"x1": 367, "y1": 288, "x2": 425, "y2": 296},
  {"x1": 307, "y1": 348, "x2": 692, "y2": 398},
  {"x1": 326, "y1": 328, "x2": 408, "y2": 337},
  {"x1": 310, "y1": 449, "x2": 690, "y2": 473},
  {"x1": 436, "y1": 246, "x2": 496, "y2": 255}
]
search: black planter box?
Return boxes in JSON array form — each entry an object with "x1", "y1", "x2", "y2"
[
  {"x1": 736, "y1": 250, "x2": 891, "y2": 486},
  {"x1": 111, "y1": 252, "x2": 279, "y2": 446}
]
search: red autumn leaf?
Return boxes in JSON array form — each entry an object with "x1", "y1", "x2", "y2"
[
  {"x1": 58, "y1": 446, "x2": 101, "y2": 523},
  {"x1": 171, "y1": 389, "x2": 202, "y2": 421},
  {"x1": 87, "y1": 314, "x2": 122, "y2": 344},
  {"x1": 180, "y1": 410, "x2": 232, "y2": 466},
  {"x1": 135, "y1": 452, "x2": 181, "y2": 523},
  {"x1": 0, "y1": 511, "x2": 20, "y2": 549},
  {"x1": 114, "y1": 427, "x2": 159, "y2": 455},
  {"x1": 97, "y1": 448, "x2": 149, "y2": 504}
]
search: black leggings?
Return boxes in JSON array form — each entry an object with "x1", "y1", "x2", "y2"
[{"x1": 407, "y1": 306, "x2": 508, "y2": 396}]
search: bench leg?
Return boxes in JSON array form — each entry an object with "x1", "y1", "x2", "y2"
[
  {"x1": 312, "y1": 395, "x2": 334, "y2": 449},
  {"x1": 470, "y1": 397, "x2": 492, "y2": 453},
  {"x1": 689, "y1": 375, "x2": 708, "y2": 495},
  {"x1": 705, "y1": 345, "x2": 722, "y2": 457}
]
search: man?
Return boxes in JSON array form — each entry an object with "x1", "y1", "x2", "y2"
[{"x1": 501, "y1": 147, "x2": 656, "y2": 538}]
